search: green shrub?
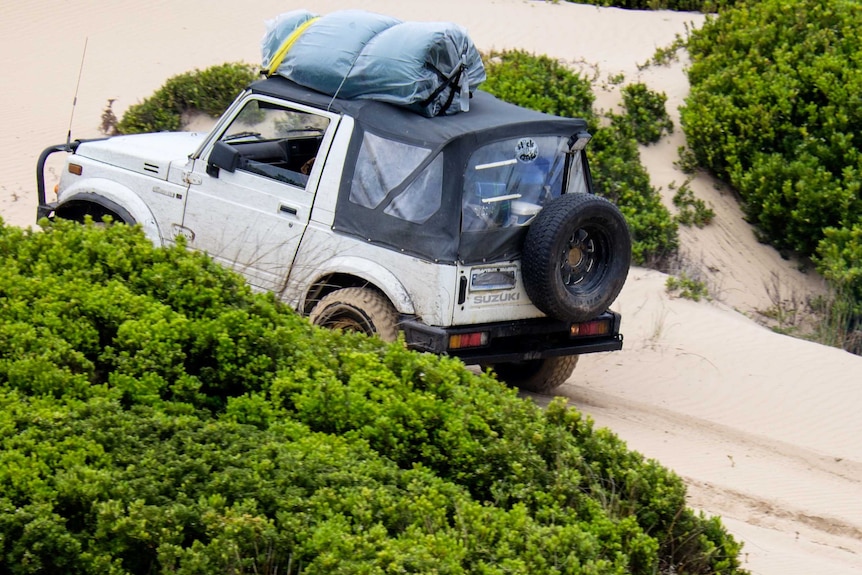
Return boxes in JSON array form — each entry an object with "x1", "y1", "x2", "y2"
[
  {"x1": 116, "y1": 62, "x2": 257, "y2": 134},
  {"x1": 0, "y1": 219, "x2": 746, "y2": 574},
  {"x1": 482, "y1": 50, "x2": 679, "y2": 266},
  {"x1": 822, "y1": 230, "x2": 862, "y2": 302},
  {"x1": 561, "y1": 0, "x2": 739, "y2": 12},
  {"x1": 619, "y1": 83, "x2": 674, "y2": 145},
  {"x1": 681, "y1": 0, "x2": 862, "y2": 341},
  {"x1": 672, "y1": 180, "x2": 715, "y2": 228},
  {"x1": 639, "y1": 35, "x2": 688, "y2": 69},
  {"x1": 666, "y1": 272, "x2": 709, "y2": 301},
  {"x1": 481, "y1": 50, "x2": 596, "y2": 121},
  {"x1": 676, "y1": 146, "x2": 699, "y2": 175},
  {"x1": 815, "y1": 224, "x2": 862, "y2": 317},
  {"x1": 682, "y1": 0, "x2": 862, "y2": 251}
]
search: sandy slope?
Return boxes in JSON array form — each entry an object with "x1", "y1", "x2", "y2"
[
  {"x1": 1, "y1": 1, "x2": 860, "y2": 574},
  {"x1": 559, "y1": 268, "x2": 862, "y2": 574}
]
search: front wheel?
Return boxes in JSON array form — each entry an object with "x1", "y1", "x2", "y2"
[
  {"x1": 308, "y1": 287, "x2": 399, "y2": 342},
  {"x1": 483, "y1": 355, "x2": 579, "y2": 394}
]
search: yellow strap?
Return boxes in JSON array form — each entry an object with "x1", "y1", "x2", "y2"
[{"x1": 266, "y1": 17, "x2": 320, "y2": 76}]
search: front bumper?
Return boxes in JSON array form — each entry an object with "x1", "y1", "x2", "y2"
[
  {"x1": 400, "y1": 310, "x2": 622, "y2": 364},
  {"x1": 35, "y1": 143, "x2": 71, "y2": 220}
]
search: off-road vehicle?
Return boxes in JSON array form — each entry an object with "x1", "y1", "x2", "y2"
[{"x1": 37, "y1": 75, "x2": 631, "y2": 392}]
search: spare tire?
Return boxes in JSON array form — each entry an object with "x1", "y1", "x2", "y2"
[{"x1": 522, "y1": 193, "x2": 631, "y2": 322}]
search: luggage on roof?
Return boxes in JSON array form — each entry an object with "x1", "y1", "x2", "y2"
[{"x1": 260, "y1": 9, "x2": 486, "y2": 117}]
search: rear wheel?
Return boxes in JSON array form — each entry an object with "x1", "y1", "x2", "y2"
[
  {"x1": 484, "y1": 355, "x2": 579, "y2": 394},
  {"x1": 308, "y1": 287, "x2": 399, "y2": 342}
]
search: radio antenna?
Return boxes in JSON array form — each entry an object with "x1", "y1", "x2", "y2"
[{"x1": 66, "y1": 37, "x2": 89, "y2": 149}]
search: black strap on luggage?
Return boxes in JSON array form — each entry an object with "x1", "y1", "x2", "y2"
[{"x1": 421, "y1": 62, "x2": 467, "y2": 115}]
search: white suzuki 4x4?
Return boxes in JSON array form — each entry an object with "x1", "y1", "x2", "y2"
[{"x1": 37, "y1": 75, "x2": 631, "y2": 393}]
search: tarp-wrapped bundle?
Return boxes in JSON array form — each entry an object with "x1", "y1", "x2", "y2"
[{"x1": 261, "y1": 9, "x2": 486, "y2": 117}]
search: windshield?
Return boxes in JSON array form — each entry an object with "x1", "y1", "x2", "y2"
[
  {"x1": 217, "y1": 99, "x2": 331, "y2": 189},
  {"x1": 462, "y1": 135, "x2": 586, "y2": 232}
]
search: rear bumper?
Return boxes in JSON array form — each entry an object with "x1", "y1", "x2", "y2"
[{"x1": 401, "y1": 310, "x2": 622, "y2": 364}]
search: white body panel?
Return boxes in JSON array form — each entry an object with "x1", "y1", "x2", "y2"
[
  {"x1": 75, "y1": 132, "x2": 206, "y2": 180},
  {"x1": 181, "y1": 157, "x2": 311, "y2": 293},
  {"x1": 56, "y1": 91, "x2": 552, "y2": 329},
  {"x1": 178, "y1": 93, "x2": 342, "y2": 295},
  {"x1": 287, "y1": 224, "x2": 461, "y2": 322},
  {"x1": 57, "y1": 151, "x2": 192, "y2": 245},
  {"x1": 453, "y1": 262, "x2": 544, "y2": 325}
]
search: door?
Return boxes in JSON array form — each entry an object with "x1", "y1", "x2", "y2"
[{"x1": 181, "y1": 96, "x2": 337, "y2": 294}]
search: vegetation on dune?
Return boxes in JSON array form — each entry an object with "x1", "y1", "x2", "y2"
[
  {"x1": 0, "y1": 218, "x2": 746, "y2": 573},
  {"x1": 115, "y1": 62, "x2": 257, "y2": 134},
  {"x1": 559, "y1": 0, "x2": 739, "y2": 13},
  {"x1": 617, "y1": 83, "x2": 674, "y2": 146},
  {"x1": 681, "y1": 0, "x2": 862, "y2": 344}
]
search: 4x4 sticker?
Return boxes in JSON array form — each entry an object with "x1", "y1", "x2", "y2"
[{"x1": 515, "y1": 138, "x2": 538, "y2": 162}]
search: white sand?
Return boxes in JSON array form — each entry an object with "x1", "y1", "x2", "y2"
[{"x1": 1, "y1": 2, "x2": 860, "y2": 573}]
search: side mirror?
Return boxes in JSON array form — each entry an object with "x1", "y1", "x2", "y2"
[{"x1": 207, "y1": 141, "x2": 241, "y2": 177}]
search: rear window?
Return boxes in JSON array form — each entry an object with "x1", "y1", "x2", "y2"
[{"x1": 462, "y1": 136, "x2": 583, "y2": 232}]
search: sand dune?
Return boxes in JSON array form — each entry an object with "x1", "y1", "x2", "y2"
[
  {"x1": 565, "y1": 268, "x2": 862, "y2": 574},
  {"x1": 1, "y1": 2, "x2": 860, "y2": 573}
]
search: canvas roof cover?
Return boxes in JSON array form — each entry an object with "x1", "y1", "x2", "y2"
[{"x1": 250, "y1": 77, "x2": 590, "y2": 265}]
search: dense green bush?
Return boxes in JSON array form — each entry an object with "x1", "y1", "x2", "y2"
[
  {"x1": 481, "y1": 50, "x2": 597, "y2": 121},
  {"x1": 682, "y1": 0, "x2": 861, "y2": 253},
  {"x1": 561, "y1": 0, "x2": 739, "y2": 12},
  {"x1": 116, "y1": 62, "x2": 257, "y2": 134},
  {"x1": 618, "y1": 83, "x2": 674, "y2": 145},
  {"x1": 483, "y1": 50, "x2": 679, "y2": 265},
  {"x1": 815, "y1": 223, "x2": 862, "y2": 316},
  {"x1": 681, "y1": 0, "x2": 862, "y2": 338},
  {"x1": 0, "y1": 219, "x2": 745, "y2": 574}
]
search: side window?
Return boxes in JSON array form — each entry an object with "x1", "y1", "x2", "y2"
[
  {"x1": 219, "y1": 99, "x2": 330, "y2": 188},
  {"x1": 350, "y1": 132, "x2": 432, "y2": 208},
  {"x1": 383, "y1": 154, "x2": 444, "y2": 224}
]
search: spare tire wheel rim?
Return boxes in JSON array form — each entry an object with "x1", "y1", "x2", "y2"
[{"x1": 561, "y1": 226, "x2": 605, "y2": 292}]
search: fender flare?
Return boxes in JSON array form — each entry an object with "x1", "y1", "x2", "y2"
[
  {"x1": 305, "y1": 255, "x2": 415, "y2": 315},
  {"x1": 57, "y1": 178, "x2": 162, "y2": 244}
]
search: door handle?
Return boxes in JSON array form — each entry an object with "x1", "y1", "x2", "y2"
[{"x1": 279, "y1": 204, "x2": 298, "y2": 216}]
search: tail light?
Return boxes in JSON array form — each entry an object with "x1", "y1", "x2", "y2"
[
  {"x1": 571, "y1": 319, "x2": 611, "y2": 337},
  {"x1": 449, "y1": 331, "x2": 489, "y2": 350}
]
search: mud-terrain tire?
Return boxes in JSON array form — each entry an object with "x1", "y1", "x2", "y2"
[
  {"x1": 309, "y1": 287, "x2": 399, "y2": 342},
  {"x1": 522, "y1": 193, "x2": 631, "y2": 322},
  {"x1": 485, "y1": 355, "x2": 579, "y2": 394}
]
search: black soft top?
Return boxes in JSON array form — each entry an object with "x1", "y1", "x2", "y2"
[{"x1": 250, "y1": 76, "x2": 591, "y2": 264}]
